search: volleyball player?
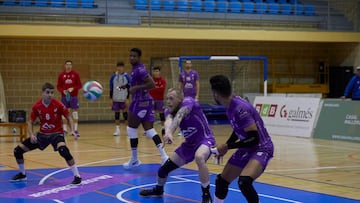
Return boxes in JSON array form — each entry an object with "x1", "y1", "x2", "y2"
[
  {"x1": 11, "y1": 82, "x2": 81, "y2": 185},
  {"x1": 139, "y1": 88, "x2": 215, "y2": 203},
  {"x1": 209, "y1": 75, "x2": 274, "y2": 203},
  {"x1": 109, "y1": 61, "x2": 131, "y2": 136},
  {"x1": 57, "y1": 60, "x2": 82, "y2": 138},
  {"x1": 123, "y1": 48, "x2": 168, "y2": 169}
]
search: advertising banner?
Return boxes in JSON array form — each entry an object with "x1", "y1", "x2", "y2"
[
  {"x1": 254, "y1": 96, "x2": 321, "y2": 137},
  {"x1": 313, "y1": 99, "x2": 360, "y2": 142}
]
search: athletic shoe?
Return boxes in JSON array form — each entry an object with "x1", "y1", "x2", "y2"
[
  {"x1": 113, "y1": 128, "x2": 120, "y2": 136},
  {"x1": 10, "y1": 172, "x2": 27, "y2": 182},
  {"x1": 71, "y1": 176, "x2": 82, "y2": 185},
  {"x1": 73, "y1": 131, "x2": 80, "y2": 140},
  {"x1": 161, "y1": 155, "x2": 169, "y2": 165},
  {"x1": 202, "y1": 192, "x2": 213, "y2": 203},
  {"x1": 123, "y1": 159, "x2": 141, "y2": 169},
  {"x1": 140, "y1": 185, "x2": 164, "y2": 197}
]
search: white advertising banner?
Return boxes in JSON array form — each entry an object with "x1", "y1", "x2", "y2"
[{"x1": 253, "y1": 96, "x2": 321, "y2": 137}]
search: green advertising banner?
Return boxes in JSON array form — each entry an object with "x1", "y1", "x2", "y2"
[{"x1": 313, "y1": 99, "x2": 360, "y2": 142}]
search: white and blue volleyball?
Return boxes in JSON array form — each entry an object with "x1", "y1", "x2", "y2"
[{"x1": 83, "y1": 81, "x2": 103, "y2": 101}]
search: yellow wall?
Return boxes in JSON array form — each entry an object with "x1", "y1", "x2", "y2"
[{"x1": 0, "y1": 25, "x2": 359, "y2": 122}]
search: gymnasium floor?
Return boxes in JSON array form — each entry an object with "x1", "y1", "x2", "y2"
[{"x1": 0, "y1": 123, "x2": 359, "y2": 203}]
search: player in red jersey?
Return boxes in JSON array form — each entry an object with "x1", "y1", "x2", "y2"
[
  {"x1": 11, "y1": 82, "x2": 82, "y2": 185},
  {"x1": 149, "y1": 66, "x2": 167, "y2": 134},
  {"x1": 57, "y1": 60, "x2": 82, "y2": 138}
]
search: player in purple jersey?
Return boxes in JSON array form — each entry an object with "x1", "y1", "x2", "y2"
[
  {"x1": 139, "y1": 88, "x2": 215, "y2": 203},
  {"x1": 209, "y1": 75, "x2": 274, "y2": 203},
  {"x1": 179, "y1": 60, "x2": 200, "y2": 101},
  {"x1": 123, "y1": 48, "x2": 168, "y2": 169}
]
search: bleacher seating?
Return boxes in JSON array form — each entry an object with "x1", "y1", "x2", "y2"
[
  {"x1": 65, "y1": 0, "x2": 78, "y2": 8},
  {"x1": 255, "y1": 2, "x2": 267, "y2": 14},
  {"x1": 177, "y1": 0, "x2": 188, "y2": 12},
  {"x1": 3, "y1": 0, "x2": 17, "y2": 6},
  {"x1": 217, "y1": 1, "x2": 228, "y2": 13},
  {"x1": 304, "y1": 4, "x2": 315, "y2": 16},
  {"x1": 203, "y1": 0, "x2": 215, "y2": 12},
  {"x1": 280, "y1": 3, "x2": 292, "y2": 15},
  {"x1": 19, "y1": 0, "x2": 32, "y2": 6},
  {"x1": 80, "y1": 0, "x2": 94, "y2": 8},
  {"x1": 135, "y1": 0, "x2": 147, "y2": 10},
  {"x1": 229, "y1": 1, "x2": 241, "y2": 13},
  {"x1": 50, "y1": 0, "x2": 64, "y2": 7},
  {"x1": 268, "y1": 3, "x2": 280, "y2": 14},
  {"x1": 294, "y1": 3, "x2": 304, "y2": 15},
  {"x1": 190, "y1": 0, "x2": 202, "y2": 12},
  {"x1": 150, "y1": 0, "x2": 161, "y2": 11},
  {"x1": 163, "y1": 0, "x2": 175, "y2": 11},
  {"x1": 34, "y1": 0, "x2": 48, "y2": 7},
  {"x1": 243, "y1": 2, "x2": 255, "y2": 14}
]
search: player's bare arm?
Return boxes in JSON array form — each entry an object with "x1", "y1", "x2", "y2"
[
  {"x1": 129, "y1": 76, "x2": 155, "y2": 94},
  {"x1": 27, "y1": 120, "x2": 37, "y2": 144},
  {"x1": 163, "y1": 114, "x2": 174, "y2": 144},
  {"x1": 169, "y1": 107, "x2": 190, "y2": 133}
]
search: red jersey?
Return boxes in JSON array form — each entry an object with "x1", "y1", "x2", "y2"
[
  {"x1": 30, "y1": 99, "x2": 70, "y2": 134},
  {"x1": 57, "y1": 70, "x2": 82, "y2": 97},
  {"x1": 149, "y1": 77, "x2": 166, "y2": 100}
]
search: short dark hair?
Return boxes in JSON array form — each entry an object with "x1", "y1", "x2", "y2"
[
  {"x1": 117, "y1": 61, "x2": 124, "y2": 67},
  {"x1": 64, "y1": 60, "x2": 72, "y2": 64},
  {"x1": 209, "y1": 75, "x2": 232, "y2": 97},
  {"x1": 130, "y1": 48, "x2": 142, "y2": 56},
  {"x1": 153, "y1": 66, "x2": 161, "y2": 71},
  {"x1": 42, "y1": 82, "x2": 55, "y2": 91}
]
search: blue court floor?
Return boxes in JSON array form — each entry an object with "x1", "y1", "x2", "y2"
[{"x1": 0, "y1": 164, "x2": 358, "y2": 203}]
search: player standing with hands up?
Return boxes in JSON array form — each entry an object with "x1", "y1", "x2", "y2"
[{"x1": 209, "y1": 75, "x2": 274, "y2": 203}]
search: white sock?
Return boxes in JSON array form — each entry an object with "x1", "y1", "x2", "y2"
[
  {"x1": 70, "y1": 165, "x2": 80, "y2": 177},
  {"x1": 157, "y1": 144, "x2": 167, "y2": 158},
  {"x1": 214, "y1": 196, "x2": 224, "y2": 203},
  {"x1": 131, "y1": 148, "x2": 138, "y2": 160},
  {"x1": 201, "y1": 181, "x2": 210, "y2": 188},
  {"x1": 63, "y1": 124, "x2": 67, "y2": 132},
  {"x1": 74, "y1": 123, "x2": 78, "y2": 131},
  {"x1": 19, "y1": 164, "x2": 25, "y2": 175},
  {"x1": 116, "y1": 125, "x2": 120, "y2": 130}
]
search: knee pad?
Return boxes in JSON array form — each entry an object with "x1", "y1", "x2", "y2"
[
  {"x1": 72, "y1": 111, "x2": 78, "y2": 120},
  {"x1": 145, "y1": 128, "x2": 157, "y2": 139},
  {"x1": 123, "y1": 112, "x2": 128, "y2": 120},
  {"x1": 238, "y1": 176, "x2": 254, "y2": 190},
  {"x1": 14, "y1": 146, "x2": 25, "y2": 160},
  {"x1": 159, "y1": 113, "x2": 165, "y2": 121},
  {"x1": 115, "y1": 112, "x2": 120, "y2": 120},
  {"x1": 238, "y1": 176, "x2": 259, "y2": 203},
  {"x1": 215, "y1": 174, "x2": 229, "y2": 199},
  {"x1": 58, "y1": 146, "x2": 73, "y2": 161},
  {"x1": 158, "y1": 159, "x2": 178, "y2": 178},
  {"x1": 127, "y1": 126, "x2": 138, "y2": 139}
]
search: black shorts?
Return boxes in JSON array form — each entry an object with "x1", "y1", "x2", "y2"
[{"x1": 22, "y1": 132, "x2": 65, "y2": 151}]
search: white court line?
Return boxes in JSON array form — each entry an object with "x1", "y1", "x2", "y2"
[
  {"x1": 116, "y1": 174, "x2": 303, "y2": 203},
  {"x1": 38, "y1": 154, "x2": 158, "y2": 185},
  {"x1": 116, "y1": 180, "x2": 187, "y2": 203},
  {"x1": 52, "y1": 199, "x2": 64, "y2": 203},
  {"x1": 171, "y1": 175, "x2": 303, "y2": 203}
]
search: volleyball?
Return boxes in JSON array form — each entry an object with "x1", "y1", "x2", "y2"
[{"x1": 83, "y1": 81, "x2": 103, "y2": 101}]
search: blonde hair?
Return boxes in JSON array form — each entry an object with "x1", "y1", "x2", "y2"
[{"x1": 167, "y1": 87, "x2": 184, "y2": 100}]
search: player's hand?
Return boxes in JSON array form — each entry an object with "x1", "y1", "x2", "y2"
[
  {"x1": 63, "y1": 90, "x2": 68, "y2": 95},
  {"x1": 30, "y1": 134, "x2": 37, "y2": 144},
  {"x1": 217, "y1": 143, "x2": 228, "y2": 156},
  {"x1": 163, "y1": 133, "x2": 174, "y2": 145},
  {"x1": 68, "y1": 87, "x2": 74, "y2": 92}
]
